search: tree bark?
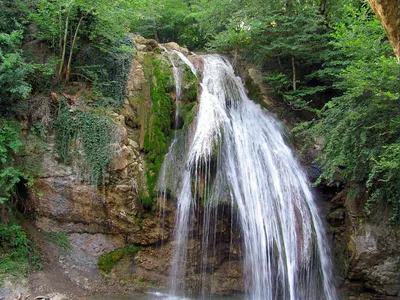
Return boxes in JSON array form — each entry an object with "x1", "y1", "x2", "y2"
[
  {"x1": 292, "y1": 57, "x2": 296, "y2": 90},
  {"x1": 56, "y1": 14, "x2": 69, "y2": 84},
  {"x1": 153, "y1": 15, "x2": 160, "y2": 42},
  {"x1": 320, "y1": 0, "x2": 327, "y2": 15},
  {"x1": 367, "y1": 0, "x2": 400, "y2": 61},
  {"x1": 65, "y1": 15, "x2": 84, "y2": 83}
]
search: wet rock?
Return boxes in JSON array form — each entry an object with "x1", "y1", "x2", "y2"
[
  {"x1": 328, "y1": 208, "x2": 346, "y2": 226},
  {"x1": 133, "y1": 35, "x2": 160, "y2": 52},
  {"x1": 162, "y1": 42, "x2": 190, "y2": 55},
  {"x1": 347, "y1": 224, "x2": 400, "y2": 296},
  {"x1": 329, "y1": 188, "x2": 400, "y2": 297}
]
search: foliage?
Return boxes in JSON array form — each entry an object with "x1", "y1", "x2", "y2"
[
  {"x1": 367, "y1": 145, "x2": 400, "y2": 220},
  {"x1": 53, "y1": 102, "x2": 113, "y2": 185},
  {"x1": 0, "y1": 120, "x2": 29, "y2": 203},
  {"x1": 76, "y1": 35, "x2": 135, "y2": 110},
  {"x1": 79, "y1": 111, "x2": 113, "y2": 185},
  {"x1": 29, "y1": 0, "x2": 139, "y2": 83},
  {"x1": 98, "y1": 244, "x2": 142, "y2": 273},
  {"x1": 0, "y1": 30, "x2": 32, "y2": 112},
  {"x1": 208, "y1": 5, "x2": 332, "y2": 111},
  {"x1": 0, "y1": 0, "x2": 30, "y2": 34},
  {"x1": 43, "y1": 231, "x2": 71, "y2": 252},
  {"x1": 53, "y1": 105, "x2": 78, "y2": 164},
  {"x1": 131, "y1": 0, "x2": 206, "y2": 49},
  {"x1": 0, "y1": 221, "x2": 30, "y2": 282},
  {"x1": 298, "y1": 5, "x2": 400, "y2": 220}
]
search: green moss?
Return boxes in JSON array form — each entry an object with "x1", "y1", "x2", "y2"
[
  {"x1": 181, "y1": 65, "x2": 198, "y2": 103},
  {"x1": 138, "y1": 188, "x2": 154, "y2": 210},
  {"x1": 43, "y1": 231, "x2": 71, "y2": 252},
  {"x1": 98, "y1": 244, "x2": 142, "y2": 273},
  {"x1": 142, "y1": 55, "x2": 174, "y2": 208},
  {"x1": 247, "y1": 81, "x2": 268, "y2": 109},
  {"x1": 182, "y1": 102, "x2": 197, "y2": 130}
]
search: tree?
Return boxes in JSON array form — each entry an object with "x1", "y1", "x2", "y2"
[
  {"x1": 30, "y1": 0, "x2": 137, "y2": 83},
  {"x1": 0, "y1": 30, "x2": 32, "y2": 111},
  {"x1": 0, "y1": 120, "x2": 26, "y2": 203},
  {"x1": 301, "y1": 5, "x2": 400, "y2": 219}
]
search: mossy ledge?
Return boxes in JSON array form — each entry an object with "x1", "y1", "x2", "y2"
[{"x1": 98, "y1": 244, "x2": 142, "y2": 273}]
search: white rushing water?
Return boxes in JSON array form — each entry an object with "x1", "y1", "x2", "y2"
[
  {"x1": 158, "y1": 49, "x2": 197, "y2": 244},
  {"x1": 167, "y1": 54, "x2": 337, "y2": 300}
]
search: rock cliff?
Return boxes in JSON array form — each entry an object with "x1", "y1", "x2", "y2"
[{"x1": 19, "y1": 36, "x2": 400, "y2": 298}]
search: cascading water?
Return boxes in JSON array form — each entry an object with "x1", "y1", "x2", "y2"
[
  {"x1": 165, "y1": 54, "x2": 337, "y2": 300},
  {"x1": 158, "y1": 48, "x2": 197, "y2": 244}
]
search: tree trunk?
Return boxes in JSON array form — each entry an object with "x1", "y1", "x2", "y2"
[
  {"x1": 55, "y1": 14, "x2": 69, "y2": 84},
  {"x1": 284, "y1": 0, "x2": 290, "y2": 14},
  {"x1": 320, "y1": 0, "x2": 327, "y2": 15},
  {"x1": 292, "y1": 57, "x2": 296, "y2": 90},
  {"x1": 153, "y1": 15, "x2": 160, "y2": 42},
  {"x1": 65, "y1": 15, "x2": 84, "y2": 83},
  {"x1": 368, "y1": 0, "x2": 400, "y2": 61}
]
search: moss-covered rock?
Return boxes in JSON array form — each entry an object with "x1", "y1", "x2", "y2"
[
  {"x1": 142, "y1": 54, "x2": 174, "y2": 208},
  {"x1": 181, "y1": 64, "x2": 198, "y2": 103},
  {"x1": 98, "y1": 244, "x2": 142, "y2": 273}
]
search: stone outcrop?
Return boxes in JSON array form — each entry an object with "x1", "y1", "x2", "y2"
[
  {"x1": 21, "y1": 35, "x2": 243, "y2": 296},
  {"x1": 329, "y1": 189, "x2": 400, "y2": 297},
  {"x1": 21, "y1": 35, "x2": 399, "y2": 298}
]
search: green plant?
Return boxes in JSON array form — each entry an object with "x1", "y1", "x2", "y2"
[
  {"x1": 0, "y1": 120, "x2": 29, "y2": 203},
  {"x1": 296, "y1": 5, "x2": 400, "y2": 221},
  {"x1": 53, "y1": 104, "x2": 78, "y2": 164},
  {"x1": 98, "y1": 244, "x2": 142, "y2": 273},
  {"x1": 0, "y1": 222, "x2": 30, "y2": 282},
  {"x1": 29, "y1": 0, "x2": 140, "y2": 84},
  {"x1": 53, "y1": 102, "x2": 114, "y2": 185},
  {"x1": 75, "y1": 35, "x2": 135, "y2": 110},
  {"x1": 0, "y1": 29, "x2": 32, "y2": 112},
  {"x1": 43, "y1": 231, "x2": 71, "y2": 252},
  {"x1": 29, "y1": 247, "x2": 42, "y2": 271},
  {"x1": 78, "y1": 112, "x2": 113, "y2": 186}
]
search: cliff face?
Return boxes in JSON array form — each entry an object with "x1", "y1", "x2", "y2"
[
  {"x1": 20, "y1": 36, "x2": 399, "y2": 298},
  {"x1": 20, "y1": 36, "x2": 243, "y2": 296},
  {"x1": 22, "y1": 36, "x2": 173, "y2": 294},
  {"x1": 328, "y1": 189, "x2": 400, "y2": 298}
]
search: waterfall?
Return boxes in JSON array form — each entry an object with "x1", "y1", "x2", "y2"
[
  {"x1": 158, "y1": 48, "x2": 197, "y2": 244},
  {"x1": 166, "y1": 54, "x2": 337, "y2": 300}
]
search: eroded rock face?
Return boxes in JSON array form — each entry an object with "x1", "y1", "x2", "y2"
[
  {"x1": 25, "y1": 127, "x2": 164, "y2": 246},
  {"x1": 22, "y1": 36, "x2": 242, "y2": 296},
  {"x1": 329, "y1": 190, "x2": 400, "y2": 297}
]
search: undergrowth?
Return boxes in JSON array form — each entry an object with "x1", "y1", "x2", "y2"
[
  {"x1": 0, "y1": 213, "x2": 42, "y2": 284},
  {"x1": 0, "y1": 222, "x2": 30, "y2": 283}
]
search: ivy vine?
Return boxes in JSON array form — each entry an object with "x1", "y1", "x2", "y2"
[{"x1": 54, "y1": 102, "x2": 113, "y2": 185}]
